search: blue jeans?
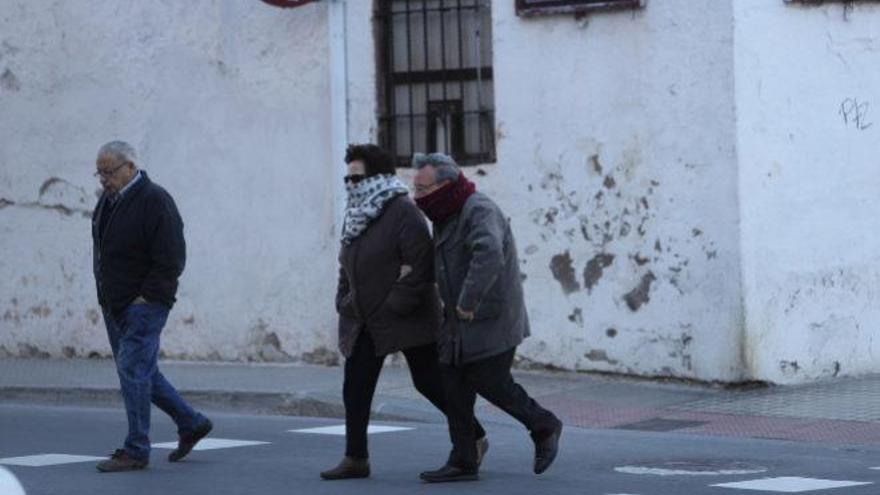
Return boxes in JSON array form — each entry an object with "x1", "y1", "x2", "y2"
[{"x1": 103, "y1": 303, "x2": 206, "y2": 461}]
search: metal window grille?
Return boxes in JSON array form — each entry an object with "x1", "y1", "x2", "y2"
[{"x1": 376, "y1": 0, "x2": 496, "y2": 167}]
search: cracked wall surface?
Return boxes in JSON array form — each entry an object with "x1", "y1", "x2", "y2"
[{"x1": 476, "y1": 0, "x2": 745, "y2": 381}]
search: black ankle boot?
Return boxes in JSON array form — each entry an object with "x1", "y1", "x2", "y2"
[{"x1": 532, "y1": 420, "x2": 563, "y2": 474}]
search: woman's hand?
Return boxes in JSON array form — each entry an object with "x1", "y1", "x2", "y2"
[{"x1": 456, "y1": 306, "x2": 475, "y2": 322}]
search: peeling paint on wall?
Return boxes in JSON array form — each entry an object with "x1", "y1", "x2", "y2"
[
  {"x1": 550, "y1": 251, "x2": 580, "y2": 294},
  {"x1": 583, "y1": 252, "x2": 615, "y2": 292},
  {"x1": 85, "y1": 309, "x2": 100, "y2": 326},
  {"x1": 247, "y1": 320, "x2": 292, "y2": 362},
  {"x1": 589, "y1": 154, "x2": 603, "y2": 175},
  {"x1": 0, "y1": 67, "x2": 20, "y2": 91},
  {"x1": 16, "y1": 343, "x2": 50, "y2": 359},
  {"x1": 568, "y1": 307, "x2": 583, "y2": 326},
  {"x1": 585, "y1": 349, "x2": 618, "y2": 365},
  {"x1": 300, "y1": 346, "x2": 340, "y2": 366},
  {"x1": 624, "y1": 271, "x2": 657, "y2": 311}
]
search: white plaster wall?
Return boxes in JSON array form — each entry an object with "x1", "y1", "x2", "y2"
[
  {"x1": 315, "y1": 0, "x2": 746, "y2": 381},
  {"x1": 15, "y1": 0, "x2": 870, "y2": 385},
  {"x1": 735, "y1": 0, "x2": 880, "y2": 383},
  {"x1": 483, "y1": 0, "x2": 744, "y2": 380},
  {"x1": 0, "y1": 1, "x2": 341, "y2": 363},
  {"x1": 344, "y1": 0, "x2": 379, "y2": 145}
]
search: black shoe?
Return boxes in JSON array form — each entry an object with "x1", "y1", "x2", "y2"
[
  {"x1": 420, "y1": 464, "x2": 479, "y2": 483},
  {"x1": 168, "y1": 418, "x2": 213, "y2": 462},
  {"x1": 96, "y1": 449, "x2": 148, "y2": 473},
  {"x1": 476, "y1": 436, "x2": 489, "y2": 467},
  {"x1": 532, "y1": 420, "x2": 562, "y2": 474},
  {"x1": 320, "y1": 456, "x2": 370, "y2": 480}
]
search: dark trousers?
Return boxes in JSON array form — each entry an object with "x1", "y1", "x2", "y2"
[
  {"x1": 441, "y1": 347, "x2": 560, "y2": 469},
  {"x1": 343, "y1": 332, "x2": 486, "y2": 459},
  {"x1": 103, "y1": 303, "x2": 207, "y2": 460}
]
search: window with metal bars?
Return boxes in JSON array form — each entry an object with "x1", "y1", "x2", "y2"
[{"x1": 376, "y1": 0, "x2": 495, "y2": 167}]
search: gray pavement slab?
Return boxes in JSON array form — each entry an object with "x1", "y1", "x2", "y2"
[
  {"x1": 672, "y1": 376, "x2": 880, "y2": 422},
  {"x1": 4, "y1": 358, "x2": 880, "y2": 447}
]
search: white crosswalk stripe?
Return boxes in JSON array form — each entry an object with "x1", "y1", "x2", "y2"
[
  {"x1": 0, "y1": 454, "x2": 105, "y2": 467},
  {"x1": 289, "y1": 425, "x2": 414, "y2": 436},
  {"x1": 152, "y1": 438, "x2": 269, "y2": 451},
  {"x1": 0, "y1": 467, "x2": 26, "y2": 495},
  {"x1": 711, "y1": 476, "x2": 873, "y2": 492},
  {"x1": 615, "y1": 465, "x2": 767, "y2": 476}
]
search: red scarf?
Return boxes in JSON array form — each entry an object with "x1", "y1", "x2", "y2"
[{"x1": 416, "y1": 172, "x2": 476, "y2": 224}]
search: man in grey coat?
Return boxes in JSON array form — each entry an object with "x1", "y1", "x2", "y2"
[{"x1": 411, "y1": 153, "x2": 562, "y2": 483}]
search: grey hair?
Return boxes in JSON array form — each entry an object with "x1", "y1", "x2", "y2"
[
  {"x1": 97, "y1": 140, "x2": 138, "y2": 166},
  {"x1": 411, "y1": 152, "x2": 460, "y2": 183}
]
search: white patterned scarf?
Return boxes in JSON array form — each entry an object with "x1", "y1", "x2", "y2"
[{"x1": 342, "y1": 174, "x2": 409, "y2": 245}]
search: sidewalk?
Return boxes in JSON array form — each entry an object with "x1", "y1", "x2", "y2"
[{"x1": 2, "y1": 358, "x2": 880, "y2": 446}]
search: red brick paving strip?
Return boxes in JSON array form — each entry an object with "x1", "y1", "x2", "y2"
[{"x1": 479, "y1": 394, "x2": 880, "y2": 445}]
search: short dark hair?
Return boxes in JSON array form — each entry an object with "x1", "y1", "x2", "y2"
[{"x1": 344, "y1": 144, "x2": 396, "y2": 177}]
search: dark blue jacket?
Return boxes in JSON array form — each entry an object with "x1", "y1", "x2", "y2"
[{"x1": 92, "y1": 172, "x2": 186, "y2": 315}]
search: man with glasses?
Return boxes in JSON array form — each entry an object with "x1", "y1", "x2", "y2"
[
  {"x1": 92, "y1": 141, "x2": 212, "y2": 472},
  {"x1": 411, "y1": 152, "x2": 563, "y2": 483}
]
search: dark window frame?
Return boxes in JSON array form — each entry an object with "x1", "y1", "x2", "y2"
[
  {"x1": 784, "y1": 0, "x2": 877, "y2": 3},
  {"x1": 375, "y1": 0, "x2": 496, "y2": 167},
  {"x1": 516, "y1": 0, "x2": 644, "y2": 17},
  {"x1": 259, "y1": 0, "x2": 318, "y2": 8}
]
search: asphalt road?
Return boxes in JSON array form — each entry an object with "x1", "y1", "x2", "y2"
[{"x1": 2, "y1": 403, "x2": 880, "y2": 495}]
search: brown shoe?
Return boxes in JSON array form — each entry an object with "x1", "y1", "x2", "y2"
[
  {"x1": 476, "y1": 436, "x2": 489, "y2": 467},
  {"x1": 168, "y1": 418, "x2": 213, "y2": 463},
  {"x1": 96, "y1": 449, "x2": 148, "y2": 473},
  {"x1": 420, "y1": 463, "x2": 479, "y2": 483},
  {"x1": 320, "y1": 456, "x2": 370, "y2": 480}
]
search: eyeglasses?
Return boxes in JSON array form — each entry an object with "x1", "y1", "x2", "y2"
[
  {"x1": 94, "y1": 162, "x2": 130, "y2": 178},
  {"x1": 344, "y1": 174, "x2": 366, "y2": 185}
]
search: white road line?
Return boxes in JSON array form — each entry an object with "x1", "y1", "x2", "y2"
[
  {"x1": 289, "y1": 425, "x2": 414, "y2": 436},
  {"x1": 711, "y1": 476, "x2": 873, "y2": 492},
  {"x1": 0, "y1": 467, "x2": 26, "y2": 495},
  {"x1": 0, "y1": 454, "x2": 105, "y2": 467},
  {"x1": 615, "y1": 466, "x2": 767, "y2": 477},
  {"x1": 152, "y1": 438, "x2": 269, "y2": 451}
]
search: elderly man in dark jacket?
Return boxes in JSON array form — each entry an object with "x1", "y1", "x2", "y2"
[
  {"x1": 321, "y1": 144, "x2": 487, "y2": 481},
  {"x1": 412, "y1": 153, "x2": 563, "y2": 483},
  {"x1": 92, "y1": 141, "x2": 212, "y2": 472}
]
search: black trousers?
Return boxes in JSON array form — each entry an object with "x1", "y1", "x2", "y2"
[
  {"x1": 441, "y1": 347, "x2": 560, "y2": 469},
  {"x1": 343, "y1": 332, "x2": 487, "y2": 459}
]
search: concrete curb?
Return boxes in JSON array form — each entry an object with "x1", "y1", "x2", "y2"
[{"x1": 0, "y1": 386, "x2": 444, "y2": 424}]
